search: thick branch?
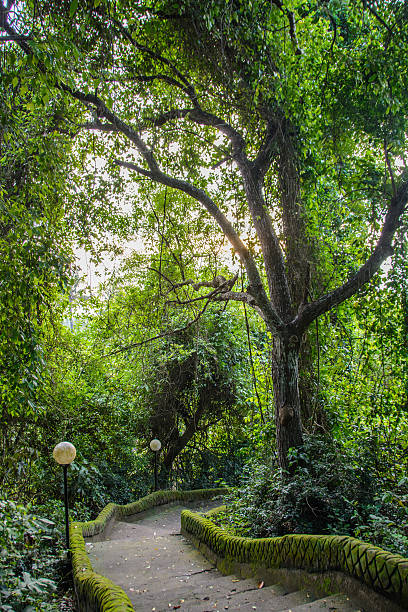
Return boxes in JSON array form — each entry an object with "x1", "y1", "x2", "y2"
[
  {"x1": 253, "y1": 119, "x2": 278, "y2": 176},
  {"x1": 237, "y1": 160, "x2": 293, "y2": 319},
  {"x1": 211, "y1": 292, "x2": 267, "y2": 320},
  {"x1": 165, "y1": 274, "x2": 237, "y2": 293},
  {"x1": 187, "y1": 109, "x2": 246, "y2": 157},
  {"x1": 296, "y1": 179, "x2": 408, "y2": 331},
  {"x1": 161, "y1": 273, "x2": 265, "y2": 318},
  {"x1": 144, "y1": 108, "x2": 193, "y2": 127},
  {"x1": 161, "y1": 402, "x2": 206, "y2": 470},
  {"x1": 166, "y1": 276, "x2": 236, "y2": 305}
]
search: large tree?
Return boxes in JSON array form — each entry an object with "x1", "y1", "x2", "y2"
[{"x1": 2, "y1": 0, "x2": 408, "y2": 468}]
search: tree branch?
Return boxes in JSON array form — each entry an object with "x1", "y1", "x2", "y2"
[
  {"x1": 187, "y1": 109, "x2": 246, "y2": 157},
  {"x1": 97, "y1": 290, "x2": 219, "y2": 359},
  {"x1": 3, "y1": 6, "x2": 283, "y2": 332},
  {"x1": 295, "y1": 179, "x2": 408, "y2": 331},
  {"x1": 110, "y1": 17, "x2": 200, "y2": 107},
  {"x1": 212, "y1": 292, "x2": 267, "y2": 319},
  {"x1": 115, "y1": 158, "x2": 283, "y2": 330},
  {"x1": 365, "y1": 3, "x2": 393, "y2": 33},
  {"x1": 165, "y1": 274, "x2": 238, "y2": 293},
  {"x1": 121, "y1": 72, "x2": 193, "y2": 92},
  {"x1": 237, "y1": 159, "x2": 293, "y2": 318},
  {"x1": 166, "y1": 274, "x2": 238, "y2": 304},
  {"x1": 156, "y1": 269, "x2": 265, "y2": 318},
  {"x1": 253, "y1": 119, "x2": 278, "y2": 175},
  {"x1": 144, "y1": 108, "x2": 193, "y2": 127},
  {"x1": 167, "y1": 288, "x2": 266, "y2": 320}
]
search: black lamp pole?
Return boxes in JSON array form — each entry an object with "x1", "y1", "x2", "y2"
[
  {"x1": 62, "y1": 464, "x2": 70, "y2": 550},
  {"x1": 154, "y1": 451, "x2": 158, "y2": 491},
  {"x1": 150, "y1": 439, "x2": 161, "y2": 491},
  {"x1": 53, "y1": 442, "x2": 76, "y2": 555}
]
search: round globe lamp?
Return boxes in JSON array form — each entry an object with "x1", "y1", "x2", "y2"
[
  {"x1": 150, "y1": 439, "x2": 161, "y2": 491},
  {"x1": 53, "y1": 441, "x2": 76, "y2": 465},
  {"x1": 53, "y1": 442, "x2": 76, "y2": 552}
]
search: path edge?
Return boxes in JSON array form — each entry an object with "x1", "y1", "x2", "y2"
[
  {"x1": 181, "y1": 508, "x2": 408, "y2": 610},
  {"x1": 70, "y1": 487, "x2": 226, "y2": 611}
]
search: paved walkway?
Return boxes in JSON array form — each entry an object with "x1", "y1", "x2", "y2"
[{"x1": 85, "y1": 501, "x2": 376, "y2": 611}]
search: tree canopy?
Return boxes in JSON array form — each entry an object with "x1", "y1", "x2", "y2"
[{"x1": 2, "y1": 0, "x2": 408, "y2": 468}]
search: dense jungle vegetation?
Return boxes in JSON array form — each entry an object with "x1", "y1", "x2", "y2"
[{"x1": 1, "y1": 0, "x2": 408, "y2": 609}]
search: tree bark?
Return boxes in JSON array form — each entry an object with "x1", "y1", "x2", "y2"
[
  {"x1": 271, "y1": 335, "x2": 303, "y2": 471},
  {"x1": 161, "y1": 403, "x2": 206, "y2": 473}
]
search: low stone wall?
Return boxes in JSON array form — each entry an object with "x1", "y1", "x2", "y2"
[
  {"x1": 70, "y1": 488, "x2": 226, "y2": 611},
  {"x1": 181, "y1": 508, "x2": 408, "y2": 609}
]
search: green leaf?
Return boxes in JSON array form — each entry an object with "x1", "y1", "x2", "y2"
[{"x1": 69, "y1": 0, "x2": 78, "y2": 18}]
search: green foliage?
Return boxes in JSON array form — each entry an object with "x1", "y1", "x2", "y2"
[
  {"x1": 131, "y1": 307, "x2": 253, "y2": 486},
  {"x1": 220, "y1": 435, "x2": 408, "y2": 556},
  {"x1": 0, "y1": 500, "x2": 61, "y2": 611},
  {"x1": 0, "y1": 84, "x2": 72, "y2": 421},
  {"x1": 1, "y1": 0, "x2": 408, "y2": 597}
]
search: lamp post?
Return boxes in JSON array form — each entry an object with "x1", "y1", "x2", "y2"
[
  {"x1": 149, "y1": 439, "x2": 161, "y2": 491},
  {"x1": 53, "y1": 441, "x2": 76, "y2": 552}
]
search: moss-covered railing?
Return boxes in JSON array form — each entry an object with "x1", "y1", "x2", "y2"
[
  {"x1": 181, "y1": 509, "x2": 408, "y2": 609},
  {"x1": 70, "y1": 488, "x2": 226, "y2": 612}
]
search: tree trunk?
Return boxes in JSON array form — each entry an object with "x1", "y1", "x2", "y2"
[
  {"x1": 271, "y1": 335, "x2": 303, "y2": 471},
  {"x1": 161, "y1": 409, "x2": 203, "y2": 472}
]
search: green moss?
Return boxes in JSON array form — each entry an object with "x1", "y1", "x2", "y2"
[
  {"x1": 181, "y1": 509, "x2": 408, "y2": 608},
  {"x1": 71, "y1": 488, "x2": 227, "y2": 611},
  {"x1": 204, "y1": 505, "x2": 226, "y2": 518}
]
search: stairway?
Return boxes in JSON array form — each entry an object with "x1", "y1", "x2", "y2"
[
  {"x1": 85, "y1": 501, "x2": 368, "y2": 611},
  {"x1": 125, "y1": 570, "x2": 365, "y2": 611}
]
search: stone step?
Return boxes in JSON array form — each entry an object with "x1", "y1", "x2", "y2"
[
  {"x1": 130, "y1": 576, "x2": 260, "y2": 598},
  {"x1": 280, "y1": 592, "x2": 364, "y2": 611},
  {"x1": 173, "y1": 574, "x2": 264, "y2": 593},
  {"x1": 221, "y1": 587, "x2": 316, "y2": 611},
  {"x1": 122, "y1": 577, "x2": 269, "y2": 609},
  {"x1": 135, "y1": 587, "x2": 317, "y2": 612}
]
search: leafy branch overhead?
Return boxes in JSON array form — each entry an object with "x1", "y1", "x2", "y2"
[{"x1": 2, "y1": 0, "x2": 408, "y2": 468}]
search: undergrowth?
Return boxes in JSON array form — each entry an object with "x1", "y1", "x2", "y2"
[
  {"x1": 0, "y1": 499, "x2": 91, "y2": 611},
  {"x1": 213, "y1": 435, "x2": 408, "y2": 557}
]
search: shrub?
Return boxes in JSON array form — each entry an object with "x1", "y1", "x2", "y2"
[
  {"x1": 220, "y1": 434, "x2": 408, "y2": 556},
  {"x1": 0, "y1": 500, "x2": 61, "y2": 611}
]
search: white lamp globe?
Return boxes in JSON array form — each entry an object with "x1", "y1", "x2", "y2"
[
  {"x1": 53, "y1": 442, "x2": 76, "y2": 465},
  {"x1": 150, "y1": 439, "x2": 161, "y2": 452}
]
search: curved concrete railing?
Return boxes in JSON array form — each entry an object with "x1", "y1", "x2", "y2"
[
  {"x1": 181, "y1": 508, "x2": 408, "y2": 609},
  {"x1": 70, "y1": 488, "x2": 227, "y2": 611}
]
